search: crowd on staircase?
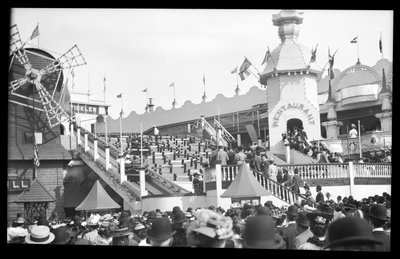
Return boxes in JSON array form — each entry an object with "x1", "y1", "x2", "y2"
[{"x1": 8, "y1": 191, "x2": 390, "y2": 251}]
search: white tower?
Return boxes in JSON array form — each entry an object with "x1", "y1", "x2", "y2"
[{"x1": 260, "y1": 10, "x2": 322, "y2": 155}]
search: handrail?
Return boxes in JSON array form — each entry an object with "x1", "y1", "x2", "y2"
[{"x1": 214, "y1": 118, "x2": 235, "y2": 142}]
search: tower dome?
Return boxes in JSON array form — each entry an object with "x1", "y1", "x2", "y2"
[{"x1": 260, "y1": 10, "x2": 321, "y2": 85}]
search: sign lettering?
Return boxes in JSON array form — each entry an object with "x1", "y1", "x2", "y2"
[
  {"x1": 272, "y1": 102, "x2": 316, "y2": 127},
  {"x1": 72, "y1": 104, "x2": 100, "y2": 115}
]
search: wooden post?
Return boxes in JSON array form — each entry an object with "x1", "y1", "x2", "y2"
[
  {"x1": 77, "y1": 127, "x2": 81, "y2": 146},
  {"x1": 348, "y1": 161, "x2": 355, "y2": 196},
  {"x1": 93, "y1": 138, "x2": 99, "y2": 160},
  {"x1": 84, "y1": 132, "x2": 88, "y2": 152},
  {"x1": 139, "y1": 167, "x2": 148, "y2": 197},
  {"x1": 119, "y1": 154, "x2": 126, "y2": 182},
  {"x1": 105, "y1": 146, "x2": 110, "y2": 170}
]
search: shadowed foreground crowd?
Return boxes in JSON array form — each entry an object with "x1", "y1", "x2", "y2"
[{"x1": 7, "y1": 192, "x2": 390, "y2": 251}]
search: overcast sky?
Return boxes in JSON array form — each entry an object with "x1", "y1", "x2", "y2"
[{"x1": 10, "y1": 9, "x2": 393, "y2": 119}]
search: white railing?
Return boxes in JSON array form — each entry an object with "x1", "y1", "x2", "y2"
[
  {"x1": 353, "y1": 163, "x2": 392, "y2": 178},
  {"x1": 221, "y1": 165, "x2": 240, "y2": 181},
  {"x1": 278, "y1": 163, "x2": 350, "y2": 179}
]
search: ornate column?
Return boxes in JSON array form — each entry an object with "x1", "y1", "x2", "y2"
[{"x1": 322, "y1": 80, "x2": 342, "y2": 138}]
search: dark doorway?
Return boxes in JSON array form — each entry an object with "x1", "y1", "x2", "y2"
[
  {"x1": 60, "y1": 124, "x2": 65, "y2": 135},
  {"x1": 286, "y1": 118, "x2": 303, "y2": 133}
]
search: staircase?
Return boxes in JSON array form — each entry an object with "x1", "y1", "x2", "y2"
[{"x1": 72, "y1": 126, "x2": 191, "y2": 204}]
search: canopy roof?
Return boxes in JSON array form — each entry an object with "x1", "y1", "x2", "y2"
[
  {"x1": 75, "y1": 180, "x2": 121, "y2": 211},
  {"x1": 220, "y1": 163, "x2": 271, "y2": 199},
  {"x1": 15, "y1": 179, "x2": 56, "y2": 203}
]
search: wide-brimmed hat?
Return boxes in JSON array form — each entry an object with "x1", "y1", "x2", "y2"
[
  {"x1": 242, "y1": 215, "x2": 284, "y2": 249},
  {"x1": 366, "y1": 204, "x2": 389, "y2": 222},
  {"x1": 296, "y1": 212, "x2": 310, "y2": 228},
  {"x1": 192, "y1": 217, "x2": 233, "y2": 240},
  {"x1": 148, "y1": 210, "x2": 162, "y2": 220},
  {"x1": 146, "y1": 217, "x2": 176, "y2": 241},
  {"x1": 326, "y1": 217, "x2": 383, "y2": 249},
  {"x1": 351, "y1": 124, "x2": 356, "y2": 128},
  {"x1": 51, "y1": 227, "x2": 71, "y2": 244},
  {"x1": 307, "y1": 209, "x2": 332, "y2": 224},
  {"x1": 109, "y1": 227, "x2": 133, "y2": 238},
  {"x1": 134, "y1": 223, "x2": 146, "y2": 231},
  {"x1": 14, "y1": 217, "x2": 25, "y2": 224},
  {"x1": 25, "y1": 225, "x2": 55, "y2": 244},
  {"x1": 287, "y1": 205, "x2": 299, "y2": 216},
  {"x1": 173, "y1": 211, "x2": 187, "y2": 224}
]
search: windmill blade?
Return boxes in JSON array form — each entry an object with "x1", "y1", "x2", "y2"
[
  {"x1": 39, "y1": 44, "x2": 87, "y2": 76},
  {"x1": 33, "y1": 80, "x2": 71, "y2": 128},
  {"x1": 9, "y1": 77, "x2": 29, "y2": 94},
  {"x1": 10, "y1": 24, "x2": 32, "y2": 72}
]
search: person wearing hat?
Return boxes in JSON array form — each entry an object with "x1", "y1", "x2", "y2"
[
  {"x1": 217, "y1": 145, "x2": 229, "y2": 166},
  {"x1": 298, "y1": 209, "x2": 331, "y2": 250},
  {"x1": 349, "y1": 123, "x2": 358, "y2": 139},
  {"x1": 119, "y1": 210, "x2": 131, "y2": 228},
  {"x1": 256, "y1": 206, "x2": 271, "y2": 217},
  {"x1": 293, "y1": 212, "x2": 313, "y2": 249},
  {"x1": 234, "y1": 146, "x2": 247, "y2": 165},
  {"x1": 315, "y1": 185, "x2": 324, "y2": 204},
  {"x1": 192, "y1": 172, "x2": 202, "y2": 195},
  {"x1": 326, "y1": 216, "x2": 383, "y2": 251},
  {"x1": 366, "y1": 204, "x2": 390, "y2": 251},
  {"x1": 82, "y1": 220, "x2": 100, "y2": 244},
  {"x1": 242, "y1": 215, "x2": 285, "y2": 249},
  {"x1": 51, "y1": 226, "x2": 73, "y2": 245},
  {"x1": 91, "y1": 222, "x2": 112, "y2": 245},
  {"x1": 188, "y1": 209, "x2": 234, "y2": 248},
  {"x1": 25, "y1": 225, "x2": 55, "y2": 244},
  {"x1": 146, "y1": 217, "x2": 176, "y2": 247},
  {"x1": 110, "y1": 227, "x2": 136, "y2": 246},
  {"x1": 279, "y1": 205, "x2": 299, "y2": 249},
  {"x1": 171, "y1": 211, "x2": 188, "y2": 247},
  {"x1": 37, "y1": 214, "x2": 49, "y2": 227},
  {"x1": 303, "y1": 183, "x2": 312, "y2": 198},
  {"x1": 133, "y1": 223, "x2": 148, "y2": 246},
  {"x1": 12, "y1": 213, "x2": 26, "y2": 227}
]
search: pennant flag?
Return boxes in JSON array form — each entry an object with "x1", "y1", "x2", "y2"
[
  {"x1": 350, "y1": 36, "x2": 358, "y2": 43},
  {"x1": 169, "y1": 82, "x2": 175, "y2": 87},
  {"x1": 117, "y1": 93, "x2": 122, "y2": 98},
  {"x1": 261, "y1": 47, "x2": 272, "y2": 65},
  {"x1": 203, "y1": 74, "x2": 206, "y2": 85},
  {"x1": 239, "y1": 58, "x2": 252, "y2": 73},
  {"x1": 30, "y1": 24, "x2": 39, "y2": 40},
  {"x1": 231, "y1": 66, "x2": 238, "y2": 74},
  {"x1": 103, "y1": 76, "x2": 106, "y2": 92},
  {"x1": 328, "y1": 48, "x2": 335, "y2": 79},
  {"x1": 33, "y1": 144, "x2": 40, "y2": 167},
  {"x1": 142, "y1": 88, "x2": 147, "y2": 93},
  {"x1": 310, "y1": 44, "x2": 318, "y2": 63},
  {"x1": 239, "y1": 70, "x2": 250, "y2": 81},
  {"x1": 379, "y1": 36, "x2": 383, "y2": 53}
]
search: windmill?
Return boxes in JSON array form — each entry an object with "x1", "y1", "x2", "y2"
[{"x1": 9, "y1": 24, "x2": 87, "y2": 128}]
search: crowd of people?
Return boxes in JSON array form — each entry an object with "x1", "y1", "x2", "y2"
[{"x1": 7, "y1": 191, "x2": 390, "y2": 251}]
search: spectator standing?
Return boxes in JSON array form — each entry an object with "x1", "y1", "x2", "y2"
[
  {"x1": 315, "y1": 185, "x2": 325, "y2": 203},
  {"x1": 289, "y1": 168, "x2": 303, "y2": 195},
  {"x1": 366, "y1": 204, "x2": 390, "y2": 251},
  {"x1": 171, "y1": 211, "x2": 188, "y2": 247},
  {"x1": 279, "y1": 205, "x2": 299, "y2": 249},
  {"x1": 227, "y1": 147, "x2": 236, "y2": 165},
  {"x1": 242, "y1": 215, "x2": 285, "y2": 249},
  {"x1": 146, "y1": 217, "x2": 176, "y2": 247},
  {"x1": 293, "y1": 212, "x2": 313, "y2": 249},
  {"x1": 298, "y1": 210, "x2": 330, "y2": 250},
  {"x1": 251, "y1": 151, "x2": 263, "y2": 173},
  {"x1": 260, "y1": 155, "x2": 270, "y2": 179},
  {"x1": 349, "y1": 124, "x2": 358, "y2": 139},
  {"x1": 217, "y1": 145, "x2": 229, "y2": 165},
  {"x1": 235, "y1": 147, "x2": 247, "y2": 165}
]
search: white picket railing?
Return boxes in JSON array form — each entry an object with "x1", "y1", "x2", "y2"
[
  {"x1": 278, "y1": 163, "x2": 350, "y2": 179},
  {"x1": 353, "y1": 163, "x2": 392, "y2": 178}
]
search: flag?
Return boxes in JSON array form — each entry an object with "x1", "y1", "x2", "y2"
[
  {"x1": 231, "y1": 66, "x2": 238, "y2": 74},
  {"x1": 30, "y1": 24, "x2": 39, "y2": 40},
  {"x1": 103, "y1": 76, "x2": 106, "y2": 92},
  {"x1": 379, "y1": 36, "x2": 383, "y2": 53},
  {"x1": 310, "y1": 44, "x2": 318, "y2": 63},
  {"x1": 169, "y1": 82, "x2": 175, "y2": 87},
  {"x1": 142, "y1": 88, "x2": 147, "y2": 93},
  {"x1": 261, "y1": 47, "x2": 272, "y2": 65},
  {"x1": 328, "y1": 47, "x2": 335, "y2": 79},
  {"x1": 203, "y1": 74, "x2": 205, "y2": 85},
  {"x1": 239, "y1": 58, "x2": 252, "y2": 73},
  {"x1": 239, "y1": 70, "x2": 250, "y2": 81},
  {"x1": 33, "y1": 144, "x2": 40, "y2": 167},
  {"x1": 117, "y1": 93, "x2": 122, "y2": 98},
  {"x1": 350, "y1": 36, "x2": 358, "y2": 43}
]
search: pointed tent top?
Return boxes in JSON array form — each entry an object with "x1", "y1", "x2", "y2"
[
  {"x1": 220, "y1": 163, "x2": 271, "y2": 199},
  {"x1": 75, "y1": 180, "x2": 121, "y2": 211},
  {"x1": 15, "y1": 179, "x2": 56, "y2": 203}
]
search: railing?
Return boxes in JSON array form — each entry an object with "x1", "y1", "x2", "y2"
[
  {"x1": 221, "y1": 165, "x2": 240, "y2": 181},
  {"x1": 214, "y1": 118, "x2": 236, "y2": 143},
  {"x1": 353, "y1": 163, "x2": 392, "y2": 178},
  {"x1": 277, "y1": 163, "x2": 350, "y2": 179}
]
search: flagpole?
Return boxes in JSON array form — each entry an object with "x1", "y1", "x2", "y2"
[
  {"x1": 32, "y1": 85, "x2": 37, "y2": 180},
  {"x1": 358, "y1": 120, "x2": 362, "y2": 159},
  {"x1": 357, "y1": 38, "x2": 360, "y2": 64},
  {"x1": 119, "y1": 94, "x2": 123, "y2": 155},
  {"x1": 37, "y1": 22, "x2": 39, "y2": 48}
]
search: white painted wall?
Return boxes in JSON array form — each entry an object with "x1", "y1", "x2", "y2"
[{"x1": 141, "y1": 195, "x2": 208, "y2": 212}]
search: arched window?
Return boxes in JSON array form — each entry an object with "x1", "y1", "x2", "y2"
[{"x1": 286, "y1": 118, "x2": 303, "y2": 133}]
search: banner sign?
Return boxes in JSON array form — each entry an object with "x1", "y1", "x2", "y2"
[{"x1": 72, "y1": 104, "x2": 99, "y2": 115}]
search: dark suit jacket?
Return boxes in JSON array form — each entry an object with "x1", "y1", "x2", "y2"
[
  {"x1": 372, "y1": 230, "x2": 390, "y2": 251},
  {"x1": 280, "y1": 222, "x2": 298, "y2": 249},
  {"x1": 316, "y1": 192, "x2": 325, "y2": 203}
]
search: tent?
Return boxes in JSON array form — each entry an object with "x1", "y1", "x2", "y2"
[
  {"x1": 220, "y1": 163, "x2": 271, "y2": 202},
  {"x1": 75, "y1": 180, "x2": 121, "y2": 211}
]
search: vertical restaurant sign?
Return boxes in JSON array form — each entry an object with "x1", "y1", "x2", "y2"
[{"x1": 72, "y1": 103, "x2": 100, "y2": 115}]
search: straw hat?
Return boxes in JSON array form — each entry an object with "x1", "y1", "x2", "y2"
[{"x1": 25, "y1": 225, "x2": 55, "y2": 244}]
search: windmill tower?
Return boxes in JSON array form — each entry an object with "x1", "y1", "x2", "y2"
[{"x1": 9, "y1": 24, "x2": 86, "y2": 132}]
